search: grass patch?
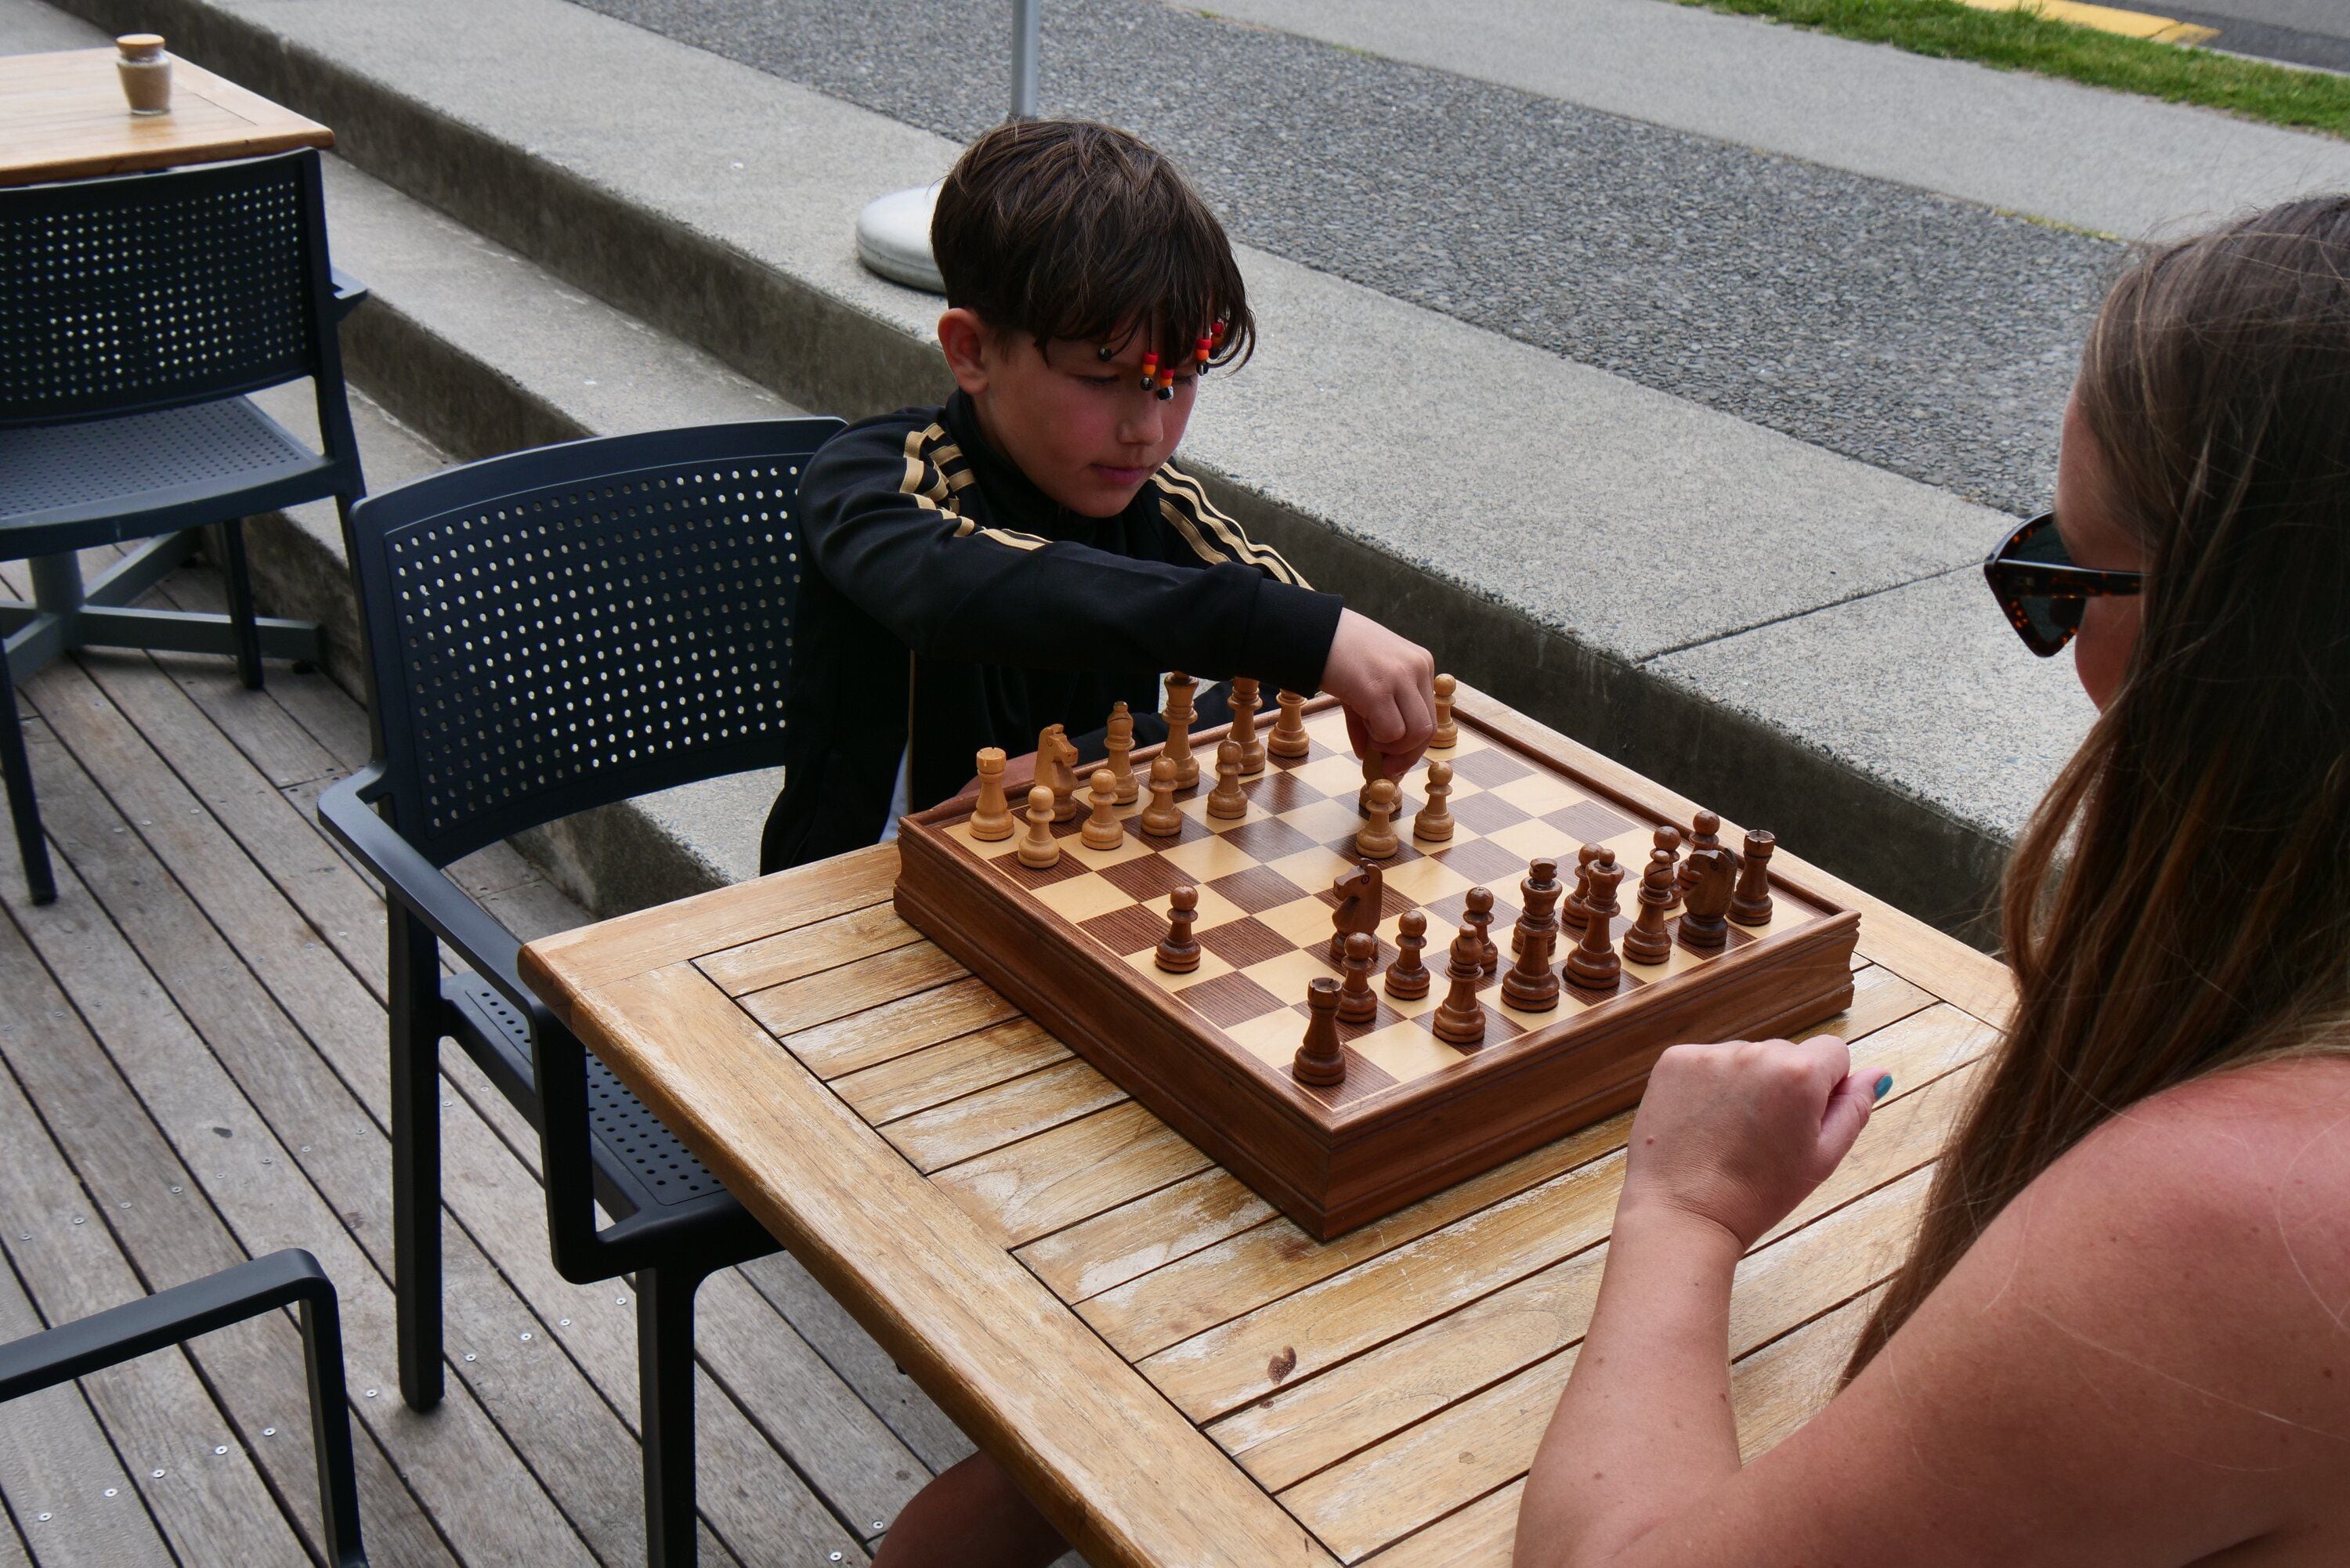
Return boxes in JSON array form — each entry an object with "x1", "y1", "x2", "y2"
[{"x1": 1674, "y1": 0, "x2": 2350, "y2": 139}]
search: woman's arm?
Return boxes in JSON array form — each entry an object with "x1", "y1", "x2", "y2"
[
  {"x1": 1516, "y1": 1037, "x2": 1878, "y2": 1566},
  {"x1": 1513, "y1": 1055, "x2": 2350, "y2": 1568}
]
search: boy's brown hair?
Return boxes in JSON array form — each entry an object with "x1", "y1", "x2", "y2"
[{"x1": 931, "y1": 119, "x2": 1255, "y2": 370}]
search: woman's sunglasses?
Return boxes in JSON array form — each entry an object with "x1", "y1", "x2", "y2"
[{"x1": 1982, "y1": 511, "x2": 2143, "y2": 657}]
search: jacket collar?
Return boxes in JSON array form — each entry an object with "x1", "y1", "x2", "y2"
[{"x1": 941, "y1": 388, "x2": 1155, "y2": 539}]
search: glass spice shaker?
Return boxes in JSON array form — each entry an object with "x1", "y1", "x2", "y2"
[{"x1": 116, "y1": 34, "x2": 172, "y2": 116}]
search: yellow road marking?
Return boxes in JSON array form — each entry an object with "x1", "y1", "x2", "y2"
[{"x1": 1954, "y1": 0, "x2": 2221, "y2": 45}]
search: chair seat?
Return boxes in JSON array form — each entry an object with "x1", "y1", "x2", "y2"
[
  {"x1": 0, "y1": 396, "x2": 338, "y2": 552},
  {"x1": 445, "y1": 974, "x2": 729, "y2": 1216}
]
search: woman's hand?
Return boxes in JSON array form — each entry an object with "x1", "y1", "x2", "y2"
[{"x1": 1619, "y1": 1036, "x2": 1883, "y2": 1251}]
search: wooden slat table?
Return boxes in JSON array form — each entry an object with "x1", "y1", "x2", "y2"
[
  {"x1": 0, "y1": 46, "x2": 331, "y2": 187},
  {"x1": 522, "y1": 688, "x2": 2013, "y2": 1568}
]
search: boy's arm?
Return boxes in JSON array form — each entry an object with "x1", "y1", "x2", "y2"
[{"x1": 804, "y1": 426, "x2": 1341, "y2": 695}]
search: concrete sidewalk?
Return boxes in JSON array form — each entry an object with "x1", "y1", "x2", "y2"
[
  {"x1": 31, "y1": 0, "x2": 2095, "y2": 931},
  {"x1": 1203, "y1": 0, "x2": 2350, "y2": 240}
]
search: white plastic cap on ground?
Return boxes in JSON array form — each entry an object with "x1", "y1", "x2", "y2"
[{"x1": 855, "y1": 183, "x2": 945, "y2": 294}]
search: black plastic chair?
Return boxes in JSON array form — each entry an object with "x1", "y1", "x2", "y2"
[
  {"x1": 0, "y1": 1248, "x2": 366, "y2": 1565},
  {"x1": 316, "y1": 417, "x2": 841, "y2": 1566},
  {"x1": 0, "y1": 148, "x2": 367, "y2": 905}
]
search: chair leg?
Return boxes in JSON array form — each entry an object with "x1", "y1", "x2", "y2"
[
  {"x1": 389, "y1": 908, "x2": 443, "y2": 1410},
  {"x1": 638, "y1": 1266, "x2": 706, "y2": 1568},
  {"x1": 294, "y1": 1280, "x2": 370, "y2": 1567},
  {"x1": 0, "y1": 673, "x2": 54, "y2": 905},
  {"x1": 218, "y1": 519, "x2": 264, "y2": 690}
]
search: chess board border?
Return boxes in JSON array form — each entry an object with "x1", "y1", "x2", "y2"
[{"x1": 894, "y1": 692, "x2": 1860, "y2": 1238}]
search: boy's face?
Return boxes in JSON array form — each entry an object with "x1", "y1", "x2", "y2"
[{"x1": 938, "y1": 309, "x2": 1198, "y2": 518}]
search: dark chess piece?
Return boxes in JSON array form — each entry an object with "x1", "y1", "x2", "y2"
[
  {"x1": 1462, "y1": 886, "x2": 1499, "y2": 974},
  {"x1": 1730, "y1": 829, "x2": 1777, "y2": 927},
  {"x1": 1385, "y1": 909, "x2": 1430, "y2": 999},
  {"x1": 1339, "y1": 931, "x2": 1379, "y2": 1024},
  {"x1": 1431, "y1": 926, "x2": 1488, "y2": 1045},
  {"x1": 1620, "y1": 851, "x2": 1676, "y2": 966},
  {"x1": 1652, "y1": 825, "x2": 1683, "y2": 910},
  {"x1": 1679, "y1": 809, "x2": 1724, "y2": 894},
  {"x1": 1560, "y1": 842, "x2": 1603, "y2": 934},
  {"x1": 1156, "y1": 885, "x2": 1202, "y2": 973},
  {"x1": 1564, "y1": 851, "x2": 1626, "y2": 988},
  {"x1": 1330, "y1": 861, "x2": 1385, "y2": 960},
  {"x1": 1679, "y1": 847, "x2": 1737, "y2": 950},
  {"x1": 1502, "y1": 858, "x2": 1564, "y2": 1010},
  {"x1": 1296, "y1": 977, "x2": 1347, "y2": 1085}
]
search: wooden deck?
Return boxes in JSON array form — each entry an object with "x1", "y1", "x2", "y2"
[{"x1": 0, "y1": 551, "x2": 975, "y2": 1566}]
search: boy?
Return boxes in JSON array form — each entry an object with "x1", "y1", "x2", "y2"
[
  {"x1": 775, "y1": 118, "x2": 1436, "y2": 1563},
  {"x1": 760, "y1": 117, "x2": 1435, "y2": 876}
]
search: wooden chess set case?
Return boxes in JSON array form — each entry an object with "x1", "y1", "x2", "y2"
[{"x1": 892, "y1": 689, "x2": 1860, "y2": 1239}]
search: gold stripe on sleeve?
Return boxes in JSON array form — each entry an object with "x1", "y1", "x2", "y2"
[{"x1": 1152, "y1": 466, "x2": 1309, "y2": 587}]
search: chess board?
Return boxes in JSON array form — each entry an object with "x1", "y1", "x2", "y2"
[{"x1": 893, "y1": 692, "x2": 1860, "y2": 1238}]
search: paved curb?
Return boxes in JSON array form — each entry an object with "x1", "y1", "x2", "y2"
[{"x1": 38, "y1": 0, "x2": 2066, "y2": 938}]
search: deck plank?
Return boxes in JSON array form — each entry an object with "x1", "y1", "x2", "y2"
[
  {"x1": 0, "y1": 1060, "x2": 309, "y2": 1566},
  {"x1": 0, "y1": 824, "x2": 466, "y2": 1568},
  {"x1": 0, "y1": 1259, "x2": 178, "y2": 1568},
  {"x1": 15, "y1": 603, "x2": 954, "y2": 1560},
  {"x1": 135, "y1": 649, "x2": 936, "y2": 1545},
  {"x1": 3, "y1": 708, "x2": 609, "y2": 1568},
  {"x1": 23, "y1": 651, "x2": 877, "y2": 1566}
]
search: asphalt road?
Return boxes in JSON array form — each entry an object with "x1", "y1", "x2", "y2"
[
  {"x1": 2170, "y1": 0, "x2": 2350, "y2": 72},
  {"x1": 573, "y1": 0, "x2": 2123, "y2": 517}
]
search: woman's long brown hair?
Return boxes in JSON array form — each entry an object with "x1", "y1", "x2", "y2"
[{"x1": 1845, "y1": 196, "x2": 2350, "y2": 1380}]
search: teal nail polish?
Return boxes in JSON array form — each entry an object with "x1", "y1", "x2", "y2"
[{"x1": 1873, "y1": 1074, "x2": 1894, "y2": 1101}]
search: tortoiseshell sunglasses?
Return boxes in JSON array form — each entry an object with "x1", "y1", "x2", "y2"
[{"x1": 1983, "y1": 510, "x2": 2143, "y2": 657}]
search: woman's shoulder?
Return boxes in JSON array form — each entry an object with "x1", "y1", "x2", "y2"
[{"x1": 2008, "y1": 1051, "x2": 2350, "y2": 1381}]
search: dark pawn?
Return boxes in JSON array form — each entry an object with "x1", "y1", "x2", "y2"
[
  {"x1": 1502, "y1": 858, "x2": 1564, "y2": 1010},
  {"x1": 1339, "y1": 931, "x2": 1380, "y2": 1024},
  {"x1": 1621, "y1": 852, "x2": 1676, "y2": 965},
  {"x1": 1730, "y1": 829, "x2": 1777, "y2": 926},
  {"x1": 1296, "y1": 977, "x2": 1347, "y2": 1086},
  {"x1": 1560, "y1": 842, "x2": 1602, "y2": 934},
  {"x1": 1679, "y1": 847, "x2": 1737, "y2": 950},
  {"x1": 1432, "y1": 927, "x2": 1488, "y2": 1045},
  {"x1": 1385, "y1": 909, "x2": 1431, "y2": 999},
  {"x1": 1462, "y1": 886, "x2": 1499, "y2": 974},
  {"x1": 1156, "y1": 885, "x2": 1202, "y2": 973},
  {"x1": 1564, "y1": 851, "x2": 1626, "y2": 989}
]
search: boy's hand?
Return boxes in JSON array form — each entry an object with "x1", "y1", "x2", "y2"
[{"x1": 1321, "y1": 609, "x2": 1436, "y2": 777}]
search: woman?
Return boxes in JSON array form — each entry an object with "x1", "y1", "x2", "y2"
[{"x1": 1517, "y1": 198, "x2": 2350, "y2": 1566}]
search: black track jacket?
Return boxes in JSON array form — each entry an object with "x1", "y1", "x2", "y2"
[{"x1": 760, "y1": 391, "x2": 1346, "y2": 872}]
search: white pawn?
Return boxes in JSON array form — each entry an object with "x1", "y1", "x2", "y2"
[
  {"x1": 1082, "y1": 768, "x2": 1125, "y2": 850},
  {"x1": 1414, "y1": 759, "x2": 1455, "y2": 842},
  {"x1": 1017, "y1": 784, "x2": 1060, "y2": 869},
  {"x1": 1140, "y1": 755, "x2": 1184, "y2": 836}
]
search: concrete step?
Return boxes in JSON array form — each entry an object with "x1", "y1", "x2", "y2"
[{"x1": 16, "y1": 0, "x2": 2099, "y2": 937}]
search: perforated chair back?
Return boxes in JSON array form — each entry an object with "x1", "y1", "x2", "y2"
[
  {"x1": 0, "y1": 150, "x2": 344, "y2": 428},
  {"x1": 343, "y1": 419, "x2": 841, "y2": 865}
]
